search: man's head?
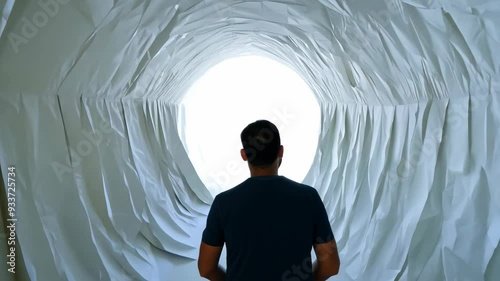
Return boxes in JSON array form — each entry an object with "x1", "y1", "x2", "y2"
[{"x1": 240, "y1": 120, "x2": 283, "y2": 169}]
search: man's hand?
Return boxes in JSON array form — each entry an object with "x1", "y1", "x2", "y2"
[
  {"x1": 312, "y1": 240, "x2": 340, "y2": 281},
  {"x1": 198, "y1": 242, "x2": 226, "y2": 281}
]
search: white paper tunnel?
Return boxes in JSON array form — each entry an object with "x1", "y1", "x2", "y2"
[{"x1": 0, "y1": 0, "x2": 499, "y2": 280}]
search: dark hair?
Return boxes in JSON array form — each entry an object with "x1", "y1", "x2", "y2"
[{"x1": 240, "y1": 120, "x2": 281, "y2": 167}]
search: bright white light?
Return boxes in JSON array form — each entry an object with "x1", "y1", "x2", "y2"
[{"x1": 180, "y1": 55, "x2": 320, "y2": 197}]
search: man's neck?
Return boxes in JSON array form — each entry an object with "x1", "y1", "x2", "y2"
[{"x1": 248, "y1": 167, "x2": 279, "y2": 177}]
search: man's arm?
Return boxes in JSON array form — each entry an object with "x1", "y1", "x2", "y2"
[
  {"x1": 312, "y1": 240, "x2": 340, "y2": 281},
  {"x1": 198, "y1": 242, "x2": 226, "y2": 281},
  {"x1": 199, "y1": 195, "x2": 226, "y2": 280},
  {"x1": 309, "y1": 188, "x2": 340, "y2": 281}
]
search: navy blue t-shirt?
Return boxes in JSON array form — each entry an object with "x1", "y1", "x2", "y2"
[{"x1": 202, "y1": 175, "x2": 334, "y2": 281}]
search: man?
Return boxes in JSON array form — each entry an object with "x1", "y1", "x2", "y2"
[{"x1": 198, "y1": 120, "x2": 340, "y2": 281}]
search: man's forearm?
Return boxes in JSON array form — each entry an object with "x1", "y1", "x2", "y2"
[{"x1": 202, "y1": 265, "x2": 226, "y2": 281}]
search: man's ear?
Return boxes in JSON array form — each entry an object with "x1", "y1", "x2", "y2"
[
  {"x1": 240, "y1": 149, "x2": 248, "y2": 161},
  {"x1": 277, "y1": 145, "x2": 284, "y2": 168}
]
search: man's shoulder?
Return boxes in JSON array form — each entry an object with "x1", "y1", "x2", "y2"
[
  {"x1": 213, "y1": 181, "x2": 246, "y2": 200},
  {"x1": 280, "y1": 177, "x2": 318, "y2": 193},
  {"x1": 214, "y1": 176, "x2": 318, "y2": 199}
]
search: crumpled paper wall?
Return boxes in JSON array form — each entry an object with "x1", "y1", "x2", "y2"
[{"x1": 0, "y1": 0, "x2": 498, "y2": 280}]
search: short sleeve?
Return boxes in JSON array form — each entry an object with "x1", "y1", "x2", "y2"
[
  {"x1": 201, "y1": 195, "x2": 225, "y2": 247},
  {"x1": 311, "y1": 188, "x2": 335, "y2": 244}
]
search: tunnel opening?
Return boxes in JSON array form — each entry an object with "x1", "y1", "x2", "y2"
[{"x1": 179, "y1": 55, "x2": 321, "y2": 197}]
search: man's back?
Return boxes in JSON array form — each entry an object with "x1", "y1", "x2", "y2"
[{"x1": 202, "y1": 175, "x2": 334, "y2": 281}]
